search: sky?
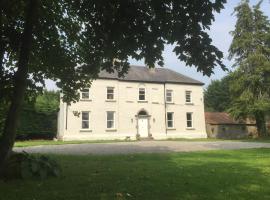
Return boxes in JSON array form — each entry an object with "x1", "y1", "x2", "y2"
[{"x1": 45, "y1": 0, "x2": 270, "y2": 90}]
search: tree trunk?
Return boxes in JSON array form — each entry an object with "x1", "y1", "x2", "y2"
[
  {"x1": 0, "y1": 0, "x2": 39, "y2": 169},
  {"x1": 255, "y1": 112, "x2": 268, "y2": 137}
]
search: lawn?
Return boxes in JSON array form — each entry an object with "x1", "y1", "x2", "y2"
[{"x1": 1, "y1": 149, "x2": 270, "y2": 200}]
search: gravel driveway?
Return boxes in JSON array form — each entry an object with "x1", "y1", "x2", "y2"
[{"x1": 14, "y1": 141, "x2": 270, "y2": 155}]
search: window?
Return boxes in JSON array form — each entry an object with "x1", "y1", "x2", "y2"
[
  {"x1": 81, "y1": 111, "x2": 90, "y2": 129},
  {"x1": 107, "y1": 87, "x2": 114, "y2": 100},
  {"x1": 167, "y1": 112, "x2": 174, "y2": 128},
  {"x1": 139, "y1": 88, "x2": 146, "y2": 101},
  {"x1": 81, "y1": 88, "x2": 90, "y2": 100},
  {"x1": 166, "y1": 90, "x2": 173, "y2": 103},
  {"x1": 185, "y1": 91, "x2": 192, "y2": 103},
  {"x1": 107, "y1": 111, "x2": 115, "y2": 129},
  {"x1": 186, "y1": 112, "x2": 193, "y2": 128}
]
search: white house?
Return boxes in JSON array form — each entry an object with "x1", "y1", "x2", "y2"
[{"x1": 57, "y1": 65, "x2": 207, "y2": 140}]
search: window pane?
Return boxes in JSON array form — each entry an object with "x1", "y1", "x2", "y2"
[
  {"x1": 139, "y1": 88, "x2": 145, "y2": 100},
  {"x1": 107, "y1": 121, "x2": 114, "y2": 128},
  {"x1": 82, "y1": 121, "x2": 89, "y2": 129},
  {"x1": 167, "y1": 113, "x2": 172, "y2": 120},
  {"x1": 107, "y1": 93, "x2": 114, "y2": 99},
  {"x1": 187, "y1": 121, "x2": 192, "y2": 128},
  {"x1": 139, "y1": 94, "x2": 145, "y2": 100},
  {"x1": 82, "y1": 112, "x2": 89, "y2": 120},
  {"x1": 107, "y1": 112, "x2": 114, "y2": 120},
  {"x1": 186, "y1": 91, "x2": 191, "y2": 102},
  {"x1": 186, "y1": 113, "x2": 192, "y2": 121},
  {"x1": 107, "y1": 88, "x2": 114, "y2": 99},
  {"x1": 168, "y1": 121, "x2": 173, "y2": 128}
]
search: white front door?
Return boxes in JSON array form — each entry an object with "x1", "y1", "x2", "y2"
[{"x1": 138, "y1": 117, "x2": 148, "y2": 137}]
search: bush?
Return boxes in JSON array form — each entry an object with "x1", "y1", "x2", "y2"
[{"x1": 1, "y1": 152, "x2": 61, "y2": 180}]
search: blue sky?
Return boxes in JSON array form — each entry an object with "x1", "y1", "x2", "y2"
[{"x1": 46, "y1": 0, "x2": 270, "y2": 90}]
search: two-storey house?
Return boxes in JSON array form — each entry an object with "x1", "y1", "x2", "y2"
[{"x1": 57, "y1": 65, "x2": 207, "y2": 140}]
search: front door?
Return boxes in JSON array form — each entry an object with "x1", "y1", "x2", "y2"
[{"x1": 138, "y1": 117, "x2": 148, "y2": 137}]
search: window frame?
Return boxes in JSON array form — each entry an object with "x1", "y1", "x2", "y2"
[
  {"x1": 185, "y1": 90, "x2": 192, "y2": 103},
  {"x1": 81, "y1": 111, "x2": 90, "y2": 130},
  {"x1": 166, "y1": 89, "x2": 173, "y2": 103},
  {"x1": 106, "y1": 111, "x2": 115, "y2": 129},
  {"x1": 138, "y1": 88, "x2": 146, "y2": 101},
  {"x1": 186, "y1": 112, "x2": 193, "y2": 128},
  {"x1": 80, "y1": 88, "x2": 90, "y2": 100},
  {"x1": 167, "y1": 112, "x2": 174, "y2": 128},
  {"x1": 106, "y1": 87, "x2": 115, "y2": 100}
]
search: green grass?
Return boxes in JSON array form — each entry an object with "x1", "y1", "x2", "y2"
[
  {"x1": 1, "y1": 149, "x2": 270, "y2": 200},
  {"x1": 14, "y1": 139, "x2": 131, "y2": 147},
  {"x1": 14, "y1": 137, "x2": 270, "y2": 148}
]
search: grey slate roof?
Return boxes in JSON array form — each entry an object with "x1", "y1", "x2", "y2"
[{"x1": 98, "y1": 65, "x2": 204, "y2": 85}]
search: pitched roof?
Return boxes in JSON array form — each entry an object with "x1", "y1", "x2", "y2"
[
  {"x1": 98, "y1": 65, "x2": 203, "y2": 85},
  {"x1": 205, "y1": 112, "x2": 256, "y2": 125}
]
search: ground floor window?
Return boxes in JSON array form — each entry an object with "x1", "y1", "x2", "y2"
[
  {"x1": 167, "y1": 112, "x2": 174, "y2": 128},
  {"x1": 186, "y1": 112, "x2": 193, "y2": 128},
  {"x1": 81, "y1": 111, "x2": 90, "y2": 129},
  {"x1": 107, "y1": 111, "x2": 115, "y2": 129}
]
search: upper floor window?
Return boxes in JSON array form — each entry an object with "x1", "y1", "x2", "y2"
[
  {"x1": 185, "y1": 91, "x2": 192, "y2": 103},
  {"x1": 81, "y1": 88, "x2": 90, "y2": 100},
  {"x1": 166, "y1": 90, "x2": 173, "y2": 103},
  {"x1": 107, "y1": 111, "x2": 115, "y2": 129},
  {"x1": 81, "y1": 111, "x2": 90, "y2": 129},
  {"x1": 186, "y1": 112, "x2": 193, "y2": 128},
  {"x1": 107, "y1": 87, "x2": 114, "y2": 100},
  {"x1": 139, "y1": 88, "x2": 146, "y2": 101},
  {"x1": 167, "y1": 112, "x2": 174, "y2": 128}
]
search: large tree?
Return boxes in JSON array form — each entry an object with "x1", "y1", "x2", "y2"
[
  {"x1": 204, "y1": 75, "x2": 232, "y2": 112},
  {"x1": 0, "y1": 0, "x2": 227, "y2": 168},
  {"x1": 228, "y1": 0, "x2": 270, "y2": 137}
]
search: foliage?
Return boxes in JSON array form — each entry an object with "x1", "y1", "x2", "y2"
[
  {"x1": 1, "y1": 149, "x2": 270, "y2": 199},
  {"x1": 1, "y1": 0, "x2": 227, "y2": 104},
  {"x1": 1, "y1": 152, "x2": 61, "y2": 180},
  {"x1": 204, "y1": 75, "x2": 232, "y2": 112},
  {"x1": 0, "y1": 91, "x2": 59, "y2": 140},
  {"x1": 228, "y1": 0, "x2": 270, "y2": 136}
]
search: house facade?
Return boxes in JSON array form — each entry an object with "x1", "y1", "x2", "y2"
[{"x1": 57, "y1": 66, "x2": 207, "y2": 140}]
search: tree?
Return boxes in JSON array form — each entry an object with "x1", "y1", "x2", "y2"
[
  {"x1": 0, "y1": 0, "x2": 227, "y2": 168},
  {"x1": 228, "y1": 0, "x2": 270, "y2": 137},
  {"x1": 204, "y1": 75, "x2": 232, "y2": 112}
]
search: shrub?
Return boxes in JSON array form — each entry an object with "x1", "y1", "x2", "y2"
[{"x1": 1, "y1": 152, "x2": 61, "y2": 180}]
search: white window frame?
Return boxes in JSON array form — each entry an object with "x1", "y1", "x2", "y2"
[
  {"x1": 106, "y1": 111, "x2": 115, "y2": 129},
  {"x1": 185, "y1": 91, "x2": 192, "y2": 103},
  {"x1": 106, "y1": 87, "x2": 115, "y2": 100},
  {"x1": 167, "y1": 112, "x2": 174, "y2": 128},
  {"x1": 166, "y1": 90, "x2": 173, "y2": 103},
  {"x1": 138, "y1": 88, "x2": 146, "y2": 101},
  {"x1": 80, "y1": 88, "x2": 90, "y2": 100},
  {"x1": 186, "y1": 112, "x2": 193, "y2": 128},
  {"x1": 81, "y1": 111, "x2": 90, "y2": 129}
]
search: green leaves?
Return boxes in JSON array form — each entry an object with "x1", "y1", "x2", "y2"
[
  {"x1": 1, "y1": 0, "x2": 227, "y2": 104},
  {"x1": 20, "y1": 152, "x2": 61, "y2": 180},
  {"x1": 228, "y1": 1, "x2": 270, "y2": 136}
]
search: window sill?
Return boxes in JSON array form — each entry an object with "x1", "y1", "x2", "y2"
[
  {"x1": 166, "y1": 102, "x2": 174, "y2": 104},
  {"x1": 79, "y1": 129, "x2": 92, "y2": 132},
  {"x1": 186, "y1": 127, "x2": 195, "y2": 130},
  {"x1": 185, "y1": 102, "x2": 194, "y2": 105},
  {"x1": 167, "y1": 128, "x2": 176, "y2": 130},
  {"x1": 138, "y1": 100, "x2": 148, "y2": 103},
  {"x1": 105, "y1": 100, "x2": 116, "y2": 102},
  {"x1": 152, "y1": 102, "x2": 159, "y2": 104},
  {"x1": 80, "y1": 99, "x2": 92, "y2": 102},
  {"x1": 106, "y1": 129, "x2": 117, "y2": 132}
]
